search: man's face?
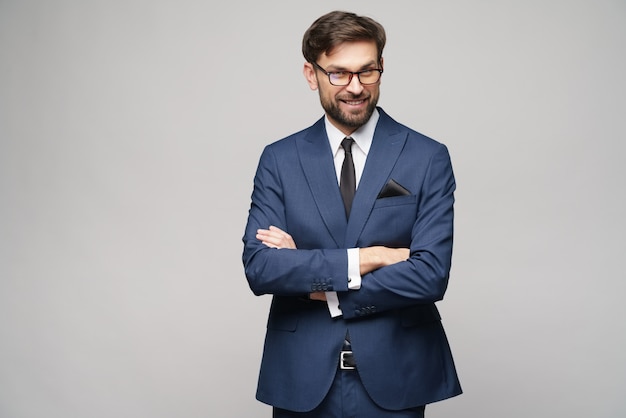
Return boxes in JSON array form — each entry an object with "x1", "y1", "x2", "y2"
[{"x1": 304, "y1": 40, "x2": 383, "y2": 136}]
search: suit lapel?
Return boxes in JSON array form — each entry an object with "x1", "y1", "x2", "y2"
[
  {"x1": 297, "y1": 119, "x2": 347, "y2": 248},
  {"x1": 345, "y1": 111, "x2": 407, "y2": 247}
]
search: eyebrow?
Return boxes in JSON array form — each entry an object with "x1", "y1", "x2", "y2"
[{"x1": 325, "y1": 61, "x2": 379, "y2": 72}]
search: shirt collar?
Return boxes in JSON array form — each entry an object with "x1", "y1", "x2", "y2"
[{"x1": 325, "y1": 108, "x2": 379, "y2": 157}]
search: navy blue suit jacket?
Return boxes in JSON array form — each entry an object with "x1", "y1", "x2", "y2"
[{"x1": 242, "y1": 108, "x2": 462, "y2": 411}]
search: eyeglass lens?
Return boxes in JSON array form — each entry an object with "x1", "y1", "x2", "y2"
[{"x1": 329, "y1": 70, "x2": 381, "y2": 86}]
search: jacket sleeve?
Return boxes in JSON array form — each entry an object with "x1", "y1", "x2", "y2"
[
  {"x1": 338, "y1": 143, "x2": 456, "y2": 320},
  {"x1": 242, "y1": 145, "x2": 349, "y2": 296}
]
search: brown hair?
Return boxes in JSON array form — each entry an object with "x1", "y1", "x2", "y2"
[{"x1": 302, "y1": 11, "x2": 386, "y2": 65}]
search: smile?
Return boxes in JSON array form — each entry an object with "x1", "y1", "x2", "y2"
[{"x1": 343, "y1": 99, "x2": 367, "y2": 106}]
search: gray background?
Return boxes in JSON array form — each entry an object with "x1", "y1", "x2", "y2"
[{"x1": 1, "y1": 0, "x2": 625, "y2": 417}]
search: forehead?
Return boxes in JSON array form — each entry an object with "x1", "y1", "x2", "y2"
[{"x1": 318, "y1": 40, "x2": 378, "y2": 68}]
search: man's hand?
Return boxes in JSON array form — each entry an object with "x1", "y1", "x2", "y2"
[
  {"x1": 256, "y1": 226, "x2": 296, "y2": 249},
  {"x1": 359, "y1": 246, "x2": 410, "y2": 275}
]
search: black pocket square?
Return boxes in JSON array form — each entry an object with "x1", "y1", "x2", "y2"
[{"x1": 377, "y1": 178, "x2": 411, "y2": 199}]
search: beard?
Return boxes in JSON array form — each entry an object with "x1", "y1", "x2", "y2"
[{"x1": 319, "y1": 91, "x2": 379, "y2": 130}]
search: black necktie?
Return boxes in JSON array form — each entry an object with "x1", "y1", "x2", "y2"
[{"x1": 340, "y1": 137, "x2": 356, "y2": 219}]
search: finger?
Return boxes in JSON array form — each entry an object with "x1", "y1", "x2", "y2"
[
  {"x1": 269, "y1": 226, "x2": 292, "y2": 240},
  {"x1": 257, "y1": 234, "x2": 281, "y2": 246},
  {"x1": 256, "y1": 229, "x2": 281, "y2": 240},
  {"x1": 268, "y1": 225, "x2": 285, "y2": 234},
  {"x1": 256, "y1": 229, "x2": 271, "y2": 240}
]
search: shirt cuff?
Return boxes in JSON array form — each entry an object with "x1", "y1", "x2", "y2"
[
  {"x1": 347, "y1": 247, "x2": 362, "y2": 290},
  {"x1": 325, "y1": 291, "x2": 342, "y2": 318},
  {"x1": 325, "y1": 248, "x2": 361, "y2": 318}
]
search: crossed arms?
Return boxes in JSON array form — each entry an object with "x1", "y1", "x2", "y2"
[{"x1": 256, "y1": 225, "x2": 409, "y2": 300}]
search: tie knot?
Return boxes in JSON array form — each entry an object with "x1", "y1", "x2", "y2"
[{"x1": 341, "y1": 137, "x2": 354, "y2": 154}]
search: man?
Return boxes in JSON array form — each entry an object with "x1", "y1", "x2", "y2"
[{"x1": 242, "y1": 10, "x2": 461, "y2": 417}]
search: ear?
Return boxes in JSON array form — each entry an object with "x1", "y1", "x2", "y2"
[{"x1": 303, "y1": 62, "x2": 319, "y2": 91}]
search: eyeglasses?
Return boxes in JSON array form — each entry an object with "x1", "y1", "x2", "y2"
[{"x1": 313, "y1": 62, "x2": 383, "y2": 86}]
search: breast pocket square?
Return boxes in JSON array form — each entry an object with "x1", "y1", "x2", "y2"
[{"x1": 377, "y1": 178, "x2": 411, "y2": 199}]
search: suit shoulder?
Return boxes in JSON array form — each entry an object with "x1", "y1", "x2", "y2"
[{"x1": 405, "y1": 127, "x2": 449, "y2": 155}]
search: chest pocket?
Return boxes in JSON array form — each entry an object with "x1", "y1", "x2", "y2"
[{"x1": 373, "y1": 193, "x2": 417, "y2": 209}]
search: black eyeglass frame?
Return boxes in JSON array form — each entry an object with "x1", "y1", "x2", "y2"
[{"x1": 312, "y1": 62, "x2": 383, "y2": 86}]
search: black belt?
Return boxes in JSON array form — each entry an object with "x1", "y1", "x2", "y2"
[{"x1": 340, "y1": 339, "x2": 356, "y2": 370}]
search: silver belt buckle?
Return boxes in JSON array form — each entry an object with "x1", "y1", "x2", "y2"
[{"x1": 340, "y1": 350, "x2": 355, "y2": 370}]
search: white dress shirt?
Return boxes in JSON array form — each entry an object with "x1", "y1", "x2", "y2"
[{"x1": 323, "y1": 109, "x2": 379, "y2": 317}]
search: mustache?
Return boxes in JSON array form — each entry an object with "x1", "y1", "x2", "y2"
[{"x1": 337, "y1": 93, "x2": 370, "y2": 100}]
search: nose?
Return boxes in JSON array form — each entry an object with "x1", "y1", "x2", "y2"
[{"x1": 345, "y1": 73, "x2": 364, "y2": 95}]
